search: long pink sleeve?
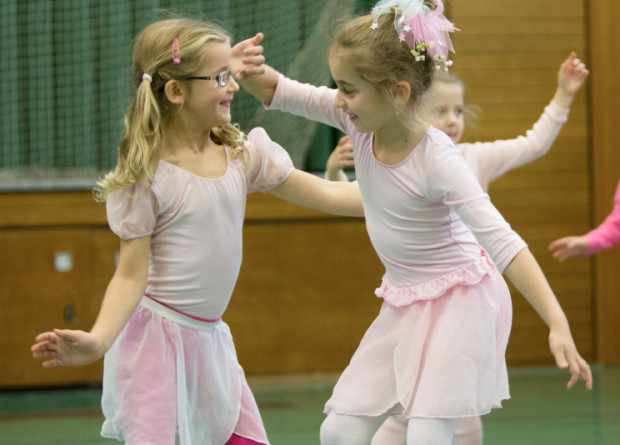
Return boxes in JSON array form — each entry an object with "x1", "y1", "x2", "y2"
[{"x1": 583, "y1": 180, "x2": 620, "y2": 255}]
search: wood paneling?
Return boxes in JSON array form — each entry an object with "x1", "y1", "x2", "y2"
[
  {"x1": 589, "y1": 0, "x2": 620, "y2": 363},
  {"x1": 448, "y1": 0, "x2": 594, "y2": 365},
  {"x1": 4, "y1": 0, "x2": 620, "y2": 387}
]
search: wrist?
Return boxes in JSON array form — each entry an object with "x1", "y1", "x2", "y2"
[
  {"x1": 548, "y1": 313, "x2": 570, "y2": 332},
  {"x1": 553, "y1": 88, "x2": 574, "y2": 109}
]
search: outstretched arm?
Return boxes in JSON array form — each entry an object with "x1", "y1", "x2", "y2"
[
  {"x1": 503, "y1": 249, "x2": 592, "y2": 390},
  {"x1": 549, "y1": 181, "x2": 620, "y2": 259},
  {"x1": 548, "y1": 236, "x2": 588, "y2": 261},
  {"x1": 31, "y1": 236, "x2": 150, "y2": 367},
  {"x1": 269, "y1": 169, "x2": 363, "y2": 217}
]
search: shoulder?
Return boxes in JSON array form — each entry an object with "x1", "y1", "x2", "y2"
[
  {"x1": 245, "y1": 127, "x2": 295, "y2": 193},
  {"x1": 421, "y1": 127, "x2": 461, "y2": 163}
]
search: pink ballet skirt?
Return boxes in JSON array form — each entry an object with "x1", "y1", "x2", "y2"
[
  {"x1": 324, "y1": 256, "x2": 512, "y2": 419},
  {"x1": 101, "y1": 296, "x2": 269, "y2": 445}
]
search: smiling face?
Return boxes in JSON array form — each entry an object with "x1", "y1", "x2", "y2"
[
  {"x1": 422, "y1": 80, "x2": 465, "y2": 144},
  {"x1": 178, "y1": 40, "x2": 239, "y2": 130},
  {"x1": 329, "y1": 55, "x2": 398, "y2": 134}
]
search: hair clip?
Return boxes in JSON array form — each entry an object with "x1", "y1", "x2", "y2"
[{"x1": 172, "y1": 38, "x2": 181, "y2": 64}]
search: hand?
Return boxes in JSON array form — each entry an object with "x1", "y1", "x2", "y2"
[
  {"x1": 326, "y1": 135, "x2": 354, "y2": 181},
  {"x1": 554, "y1": 52, "x2": 589, "y2": 108},
  {"x1": 548, "y1": 321, "x2": 593, "y2": 390},
  {"x1": 31, "y1": 329, "x2": 105, "y2": 368},
  {"x1": 230, "y1": 33, "x2": 265, "y2": 80},
  {"x1": 548, "y1": 236, "x2": 588, "y2": 261}
]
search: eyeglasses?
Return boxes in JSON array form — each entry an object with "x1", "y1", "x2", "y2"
[{"x1": 180, "y1": 70, "x2": 232, "y2": 87}]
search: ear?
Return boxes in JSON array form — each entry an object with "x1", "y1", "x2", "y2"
[
  {"x1": 164, "y1": 79, "x2": 185, "y2": 106},
  {"x1": 393, "y1": 80, "x2": 411, "y2": 106}
]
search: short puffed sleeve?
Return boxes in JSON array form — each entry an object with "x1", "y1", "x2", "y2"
[
  {"x1": 106, "y1": 181, "x2": 159, "y2": 239},
  {"x1": 246, "y1": 127, "x2": 295, "y2": 193}
]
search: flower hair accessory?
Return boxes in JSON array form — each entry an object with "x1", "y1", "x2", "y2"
[
  {"x1": 370, "y1": 0, "x2": 457, "y2": 71},
  {"x1": 172, "y1": 38, "x2": 181, "y2": 64}
]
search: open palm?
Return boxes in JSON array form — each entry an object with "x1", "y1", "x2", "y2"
[{"x1": 31, "y1": 329, "x2": 103, "y2": 368}]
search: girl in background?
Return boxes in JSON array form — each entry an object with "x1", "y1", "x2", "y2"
[
  {"x1": 31, "y1": 17, "x2": 362, "y2": 445},
  {"x1": 325, "y1": 52, "x2": 589, "y2": 445},
  {"x1": 237, "y1": 0, "x2": 592, "y2": 443}
]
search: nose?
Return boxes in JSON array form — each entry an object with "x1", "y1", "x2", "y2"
[
  {"x1": 334, "y1": 91, "x2": 345, "y2": 109},
  {"x1": 445, "y1": 111, "x2": 457, "y2": 126},
  {"x1": 228, "y1": 76, "x2": 240, "y2": 93}
]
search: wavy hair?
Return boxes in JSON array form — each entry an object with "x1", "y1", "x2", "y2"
[{"x1": 94, "y1": 18, "x2": 247, "y2": 201}]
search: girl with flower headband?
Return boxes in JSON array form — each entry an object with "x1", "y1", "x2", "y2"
[
  {"x1": 324, "y1": 53, "x2": 590, "y2": 445},
  {"x1": 31, "y1": 17, "x2": 363, "y2": 445},
  {"x1": 323, "y1": 51, "x2": 589, "y2": 444},
  {"x1": 236, "y1": 0, "x2": 592, "y2": 442}
]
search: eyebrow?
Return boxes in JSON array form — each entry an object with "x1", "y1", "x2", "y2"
[{"x1": 335, "y1": 80, "x2": 354, "y2": 88}]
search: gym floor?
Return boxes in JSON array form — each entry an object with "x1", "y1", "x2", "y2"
[{"x1": 0, "y1": 365, "x2": 618, "y2": 444}]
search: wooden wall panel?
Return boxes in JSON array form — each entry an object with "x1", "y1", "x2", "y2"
[
  {"x1": 227, "y1": 220, "x2": 383, "y2": 374},
  {"x1": 448, "y1": 0, "x2": 594, "y2": 365},
  {"x1": 588, "y1": 0, "x2": 620, "y2": 363},
  {"x1": 0, "y1": 229, "x2": 106, "y2": 387}
]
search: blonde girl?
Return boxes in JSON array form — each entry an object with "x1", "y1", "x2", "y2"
[{"x1": 31, "y1": 17, "x2": 362, "y2": 445}]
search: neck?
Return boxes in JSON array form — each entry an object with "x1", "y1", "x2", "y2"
[
  {"x1": 374, "y1": 116, "x2": 427, "y2": 152},
  {"x1": 161, "y1": 122, "x2": 214, "y2": 157}
]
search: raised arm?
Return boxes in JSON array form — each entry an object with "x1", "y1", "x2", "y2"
[
  {"x1": 461, "y1": 52, "x2": 589, "y2": 188},
  {"x1": 31, "y1": 236, "x2": 150, "y2": 367},
  {"x1": 503, "y1": 249, "x2": 592, "y2": 389},
  {"x1": 553, "y1": 51, "x2": 589, "y2": 109},
  {"x1": 230, "y1": 32, "x2": 281, "y2": 104}
]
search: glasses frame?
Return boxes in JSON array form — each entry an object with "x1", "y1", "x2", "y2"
[{"x1": 179, "y1": 70, "x2": 232, "y2": 87}]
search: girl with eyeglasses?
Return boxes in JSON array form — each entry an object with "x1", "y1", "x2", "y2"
[{"x1": 31, "y1": 17, "x2": 363, "y2": 445}]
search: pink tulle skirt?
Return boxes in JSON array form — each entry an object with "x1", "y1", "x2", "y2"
[
  {"x1": 325, "y1": 267, "x2": 512, "y2": 419},
  {"x1": 101, "y1": 296, "x2": 269, "y2": 445}
]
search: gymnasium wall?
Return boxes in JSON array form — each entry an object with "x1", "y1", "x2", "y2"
[
  {"x1": 1, "y1": 0, "x2": 619, "y2": 388},
  {"x1": 447, "y1": 0, "x2": 593, "y2": 365}
]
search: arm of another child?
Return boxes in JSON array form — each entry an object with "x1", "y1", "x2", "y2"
[
  {"x1": 31, "y1": 236, "x2": 150, "y2": 367},
  {"x1": 553, "y1": 52, "x2": 589, "y2": 109},
  {"x1": 326, "y1": 135, "x2": 354, "y2": 182},
  {"x1": 269, "y1": 169, "x2": 364, "y2": 218},
  {"x1": 503, "y1": 249, "x2": 592, "y2": 390},
  {"x1": 231, "y1": 33, "x2": 281, "y2": 104},
  {"x1": 550, "y1": 180, "x2": 620, "y2": 260}
]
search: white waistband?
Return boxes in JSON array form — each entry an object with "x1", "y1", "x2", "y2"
[{"x1": 139, "y1": 296, "x2": 222, "y2": 332}]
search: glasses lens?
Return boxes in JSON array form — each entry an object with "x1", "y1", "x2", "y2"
[{"x1": 217, "y1": 70, "x2": 231, "y2": 87}]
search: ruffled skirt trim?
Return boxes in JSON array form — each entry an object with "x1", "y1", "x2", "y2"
[{"x1": 375, "y1": 250, "x2": 495, "y2": 307}]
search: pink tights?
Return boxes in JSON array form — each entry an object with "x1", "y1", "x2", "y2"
[{"x1": 226, "y1": 433, "x2": 264, "y2": 445}]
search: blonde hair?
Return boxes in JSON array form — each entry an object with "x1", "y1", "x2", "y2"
[
  {"x1": 328, "y1": 9, "x2": 435, "y2": 119},
  {"x1": 94, "y1": 18, "x2": 247, "y2": 201}
]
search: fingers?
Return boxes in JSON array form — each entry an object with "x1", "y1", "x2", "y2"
[
  {"x1": 550, "y1": 331, "x2": 593, "y2": 390},
  {"x1": 565, "y1": 354, "x2": 593, "y2": 390},
  {"x1": 42, "y1": 358, "x2": 64, "y2": 368},
  {"x1": 250, "y1": 32, "x2": 264, "y2": 45},
  {"x1": 548, "y1": 239, "x2": 569, "y2": 261}
]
